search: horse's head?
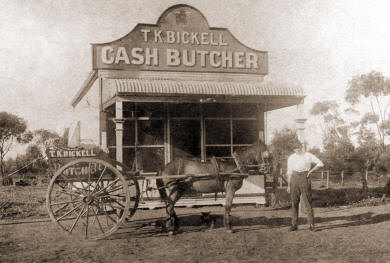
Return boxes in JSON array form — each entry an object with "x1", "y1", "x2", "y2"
[{"x1": 233, "y1": 138, "x2": 273, "y2": 174}]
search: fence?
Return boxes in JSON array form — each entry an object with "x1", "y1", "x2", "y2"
[{"x1": 277, "y1": 169, "x2": 390, "y2": 190}]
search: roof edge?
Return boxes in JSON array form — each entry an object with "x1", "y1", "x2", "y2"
[{"x1": 71, "y1": 70, "x2": 98, "y2": 107}]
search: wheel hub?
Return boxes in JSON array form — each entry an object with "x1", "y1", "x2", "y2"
[{"x1": 83, "y1": 195, "x2": 95, "y2": 205}]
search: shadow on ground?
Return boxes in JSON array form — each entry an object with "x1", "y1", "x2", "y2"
[{"x1": 108, "y1": 208, "x2": 390, "y2": 240}]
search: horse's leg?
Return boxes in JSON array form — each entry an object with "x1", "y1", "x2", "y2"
[
  {"x1": 165, "y1": 183, "x2": 182, "y2": 234},
  {"x1": 224, "y1": 180, "x2": 235, "y2": 233}
]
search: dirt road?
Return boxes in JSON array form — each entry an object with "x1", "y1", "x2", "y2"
[{"x1": 2, "y1": 204, "x2": 390, "y2": 262}]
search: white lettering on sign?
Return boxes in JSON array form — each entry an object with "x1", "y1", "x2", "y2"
[
  {"x1": 101, "y1": 46, "x2": 115, "y2": 64},
  {"x1": 140, "y1": 30, "x2": 228, "y2": 46},
  {"x1": 115, "y1": 47, "x2": 130, "y2": 64},
  {"x1": 49, "y1": 149, "x2": 96, "y2": 158},
  {"x1": 166, "y1": 49, "x2": 180, "y2": 66},
  {"x1": 102, "y1": 45, "x2": 259, "y2": 69},
  {"x1": 131, "y1": 47, "x2": 144, "y2": 65},
  {"x1": 102, "y1": 47, "x2": 159, "y2": 66}
]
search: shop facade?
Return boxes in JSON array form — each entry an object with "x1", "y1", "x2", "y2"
[{"x1": 72, "y1": 4, "x2": 305, "y2": 207}]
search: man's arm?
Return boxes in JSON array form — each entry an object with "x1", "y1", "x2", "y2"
[{"x1": 307, "y1": 153, "x2": 324, "y2": 177}]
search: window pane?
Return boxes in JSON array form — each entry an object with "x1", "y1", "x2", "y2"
[
  {"x1": 233, "y1": 120, "x2": 258, "y2": 144},
  {"x1": 123, "y1": 102, "x2": 135, "y2": 118},
  {"x1": 136, "y1": 148, "x2": 164, "y2": 172},
  {"x1": 203, "y1": 103, "x2": 231, "y2": 117},
  {"x1": 232, "y1": 104, "x2": 258, "y2": 118},
  {"x1": 136, "y1": 103, "x2": 164, "y2": 118},
  {"x1": 108, "y1": 148, "x2": 116, "y2": 161},
  {"x1": 138, "y1": 120, "x2": 164, "y2": 145},
  {"x1": 123, "y1": 148, "x2": 136, "y2": 170},
  {"x1": 171, "y1": 120, "x2": 201, "y2": 159},
  {"x1": 169, "y1": 103, "x2": 200, "y2": 117},
  {"x1": 206, "y1": 147, "x2": 231, "y2": 158},
  {"x1": 123, "y1": 120, "x2": 135, "y2": 145},
  {"x1": 107, "y1": 120, "x2": 116, "y2": 146},
  {"x1": 205, "y1": 120, "x2": 230, "y2": 144}
]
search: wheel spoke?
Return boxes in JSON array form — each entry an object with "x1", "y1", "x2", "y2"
[
  {"x1": 104, "y1": 185, "x2": 124, "y2": 194},
  {"x1": 111, "y1": 199, "x2": 125, "y2": 208},
  {"x1": 53, "y1": 203, "x2": 71, "y2": 215},
  {"x1": 57, "y1": 189, "x2": 83, "y2": 199},
  {"x1": 51, "y1": 199, "x2": 82, "y2": 206},
  {"x1": 57, "y1": 203, "x2": 84, "y2": 221},
  {"x1": 67, "y1": 184, "x2": 87, "y2": 195},
  {"x1": 103, "y1": 204, "x2": 117, "y2": 224},
  {"x1": 88, "y1": 162, "x2": 91, "y2": 194},
  {"x1": 94, "y1": 166, "x2": 107, "y2": 191},
  {"x1": 93, "y1": 178, "x2": 120, "y2": 195},
  {"x1": 98, "y1": 194, "x2": 126, "y2": 199},
  {"x1": 85, "y1": 205, "x2": 90, "y2": 239},
  {"x1": 91, "y1": 206, "x2": 105, "y2": 234},
  {"x1": 69, "y1": 204, "x2": 87, "y2": 233}
]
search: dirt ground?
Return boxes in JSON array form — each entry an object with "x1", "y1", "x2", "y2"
[{"x1": 2, "y1": 203, "x2": 390, "y2": 263}]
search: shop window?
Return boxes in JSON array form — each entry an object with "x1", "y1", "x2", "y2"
[
  {"x1": 205, "y1": 120, "x2": 230, "y2": 144},
  {"x1": 232, "y1": 104, "x2": 258, "y2": 118},
  {"x1": 108, "y1": 148, "x2": 116, "y2": 161},
  {"x1": 203, "y1": 103, "x2": 231, "y2": 117},
  {"x1": 171, "y1": 120, "x2": 201, "y2": 159},
  {"x1": 136, "y1": 148, "x2": 164, "y2": 172},
  {"x1": 233, "y1": 120, "x2": 258, "y2": 144},
  {"x1": 106, "y1": 120, "x2": 116, "y2": 147},
  {"x1": 206, "y1": 146, "x2": 231, "y2": 158},
  {"x1": 169, "y1": 103, "x2": 200, "y2": 117},
  {"x1": 138, "y1": 120, "x2": 164, "y2": 145},
  {"x1": 136, "y1": 103, "x2": 164, "y2": 118},
  {"x1": 123, "y1": 102, "x2": 135, "y2": 118},
  {"x1": 123, "y1": 120, "x2": 135, "y2": 145},
  {"x1": 123, "y1": 148, "x2": 136, "y2": 170}
]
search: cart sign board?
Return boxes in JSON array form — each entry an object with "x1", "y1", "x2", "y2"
[{"x1": 92, "y1": 4, "x2": 268, "y2": 75}]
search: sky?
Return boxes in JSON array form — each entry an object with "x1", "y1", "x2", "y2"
[{"x1": 1, "y1": 0, "x2": 390, "y2": 157}]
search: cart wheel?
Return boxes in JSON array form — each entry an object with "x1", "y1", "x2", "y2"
[{"x1": 46, "y1": 158, "x2": 133, "y2": 240}]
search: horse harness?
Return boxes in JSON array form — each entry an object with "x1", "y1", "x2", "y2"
[{"x1": 210, "y1": 156, "x2": 223, "y2": 200}]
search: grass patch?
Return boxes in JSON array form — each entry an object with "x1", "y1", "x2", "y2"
[{"x1": 0, "y1": 186, "x2": 47, "y2": 219}]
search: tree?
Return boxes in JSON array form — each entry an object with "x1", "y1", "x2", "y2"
[
  {"x1": 0, "y1": 112, "x2": 32, "y2": 177},
  {"x1": 310, "y1": 100, "x2": 347, "y2": 142},
  {"x1": 345, "y1": 71, "x2": 390, "y2": 149},
  {"x1": 310, "y1": 101, "x2": 354, "y2": 170},
  {"x1": 270, "y1": 127, "x2": 301, "y2": 163}
]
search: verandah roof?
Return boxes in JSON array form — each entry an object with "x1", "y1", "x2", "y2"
[{"x1": 71, "y1": 70, "x2": 305, "y2": 110}]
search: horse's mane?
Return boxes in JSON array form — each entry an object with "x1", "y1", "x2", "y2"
[{"x1": 233, "y1": 140, "x2": 268, "y2": 173}]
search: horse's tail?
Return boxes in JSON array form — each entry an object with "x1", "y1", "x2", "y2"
[{"x1": 156, "y1": 169, "x2": 168, "y2": 201}]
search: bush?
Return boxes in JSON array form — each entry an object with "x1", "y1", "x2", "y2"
[{"x1": 375, "y1": 152, "x2": 390, "y2": 173}]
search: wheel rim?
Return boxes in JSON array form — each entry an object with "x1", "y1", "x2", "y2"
[{"x1": 46, "y1": 158, "x2": 132, "y2": 240}]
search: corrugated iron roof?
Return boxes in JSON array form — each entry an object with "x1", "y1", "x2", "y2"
[{"x1": 103, "y1": 79, "x2": 305, "y2": 97}]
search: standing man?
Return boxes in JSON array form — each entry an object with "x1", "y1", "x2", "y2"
[{"x1": 287, "y1": 141, "x2": 323, "y2": 231}]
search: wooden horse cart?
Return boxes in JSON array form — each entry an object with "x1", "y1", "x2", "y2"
[{"x1": 45, "y1": 145, "x2": 272, "y2": 240}]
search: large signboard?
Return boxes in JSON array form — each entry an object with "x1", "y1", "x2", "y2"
[{"x1": 92, "y1": 4, "x2": 268, "y2": 75}]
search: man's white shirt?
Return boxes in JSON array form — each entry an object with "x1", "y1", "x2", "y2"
[{"x1": 287, "y1": 152, "x2": 324, "y2": 179}]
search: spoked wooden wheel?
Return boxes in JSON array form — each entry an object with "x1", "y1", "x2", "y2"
[{"x1": 46, "y1": 158, "x2": 138, "y2": 240}]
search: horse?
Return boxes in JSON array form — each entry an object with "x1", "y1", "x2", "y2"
[{"x1": 156, "y1": 139, "x2": 270, "y2": 234}]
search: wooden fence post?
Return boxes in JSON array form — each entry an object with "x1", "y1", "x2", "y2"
[
  {"x1": 280, "y1": 168, "x2": 283, "y2": 187},
  {"x1": 365, "y1": 170, "x2": 368, "y2": 182},
  {"x1": 326, "y1": 170, "x2": 330, "y2": 189},
  {"x1": 321, "y1": 170, "x2": 324, "y2": 185},
  {"x1": 341, "y1": 170, "x2": 344, "y2": 186}
]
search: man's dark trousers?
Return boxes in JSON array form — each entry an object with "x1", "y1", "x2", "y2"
[{"x1": 290, "y1": 171, "x2": 313, "y2": 227}]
